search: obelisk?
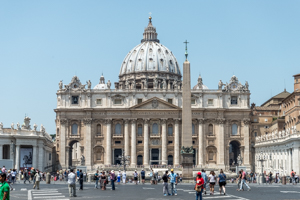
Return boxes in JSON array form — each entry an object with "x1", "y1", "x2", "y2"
[{"x1": 181, "y1": 40, "x2": 194, "y2": 181}]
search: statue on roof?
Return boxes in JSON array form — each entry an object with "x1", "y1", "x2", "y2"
[
  {"x1": 107, "y1": 80, "x2": 111, "y2": 89},
  {"x1": 11, "y1": 123, "x2": 14, "y2": 130},
  {"x1": 153, "y1": 78, "x2": 158, "y2": 89},
  {"x1": 0, "y1": 122, "x2": 3, "y2": 130},
  {"x1": 33, "y1": 123, "x2": 38, "y2": 131},
  {"x1": 16, "y1": 122, "x2": 20, "y2": 130},
  {"x1": 59, "y1": 80, "x2": 63, "y2": 90},
  {"x1": 218, "y1": 80, "x2": 223, "y2": 90},
  {"x1": 197, "y1": 75, "x2": 203, "y2": 89},
  {"x1": 87, "y1": 80, "x2": 91, "y2": 89},
  {"x1": 245, "y1": 81, "x2": 249, "y2": 90},
  {"x1": 131, "y1": 80, "x2": 136, "y2": 89}
]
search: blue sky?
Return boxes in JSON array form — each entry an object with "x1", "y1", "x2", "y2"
[{"x1": 0, "y1": 0, "x2": 299, "y2": 133}]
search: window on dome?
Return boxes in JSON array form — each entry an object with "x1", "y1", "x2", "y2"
[
  {"x1": 160, "y1": 59, "x2": 163, "y2": 62},
  {"x1": 149, "y1": 58, "x2": 153, "y2": 61},
  {"x1": 158, "y1": 49, "x2": 161, "y2": 53},
  {"x1": 169, "y1": 60, "x2": 173, "y2": 64},
  {"x1": 166, "y1": 50, "x2": 169, "y2": 54}
]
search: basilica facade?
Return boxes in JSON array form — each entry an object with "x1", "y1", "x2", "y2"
[{"x1": 55, "y1": 17, "x2": 252, "y2": 171}]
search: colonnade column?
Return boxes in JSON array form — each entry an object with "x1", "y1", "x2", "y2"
[
  {"x1": 198, "y1": 119, "x2": 204, "y2": 167},
  {"x1": 33, "y1": 145, "x2": 37, "y2": 168},
  {"x1": 59, "y1": 119, "x2": 68, "y2": 168},
  {"x1": 124, "y1": 120, "x2": 130, "y2": 157},
  {"x1": 38, "y1": 142, "x2": 44, "y2": 171},
  {"x1": 243, "y1": 119, "x2": 250, "y2": 167},
  {"x1": 143, "y1": 119, "x2": 150, "y2": 167},
  {"x1": 174, "y1": 119, "x2": 180, "y2": 166},
  {"x1": 15, "y1": 145, "x2": 20, "y2": 170},
  {"x1": 105, "y1": 119, "x2": 112, "y2": 165},
  {"x1": 0, "y1": 145, "x2": 2, "y2": 160},
  {"x1": 84, "y1": 118, "x2": 92, "y2": 169},
  {"x1": 161, "y1": 119, "x2": 167, "y2": 165},
  {"x1": 131, "y1": 119, "x2": 137, "y2": 167},
  {"x1": 218, "y1": 118, "x2": 225, "y2": 168}
]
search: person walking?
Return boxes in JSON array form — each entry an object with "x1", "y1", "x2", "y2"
[
  {"x1": 30, "y1": 168, "x2": 36, "y2": 185},
  {"x1": 116, "y1": 170, "x2": 121, "y2": 185},
  {"x1": 162, "y1": 170, "x2": 171, "y2": 196},
  {"x1": 150, "y1": 170, "x2": 155, "y2": 184},
  {"x1": 201, "y1": 169, "x2": 208, "y2": 195},
  {"x1": 1, "y1": 166, "x2": 5, "y2": 173},
  {"x1": 238, "y1": 169, "x2": 251, "y2": 191},
  {"x1": 33, "y1": 169, "x2": 41, "y2": 190},
  {"x1": 208, "y1": 171, "x2": 216, "y2": 195},
  {"x1": 0, "y1": 172, "x2": 10, "y2": 200},
  {"x1": 68, "y1": 169, "x2": 77, "y2": 197},
  {"x1": 218, "y1": 169, "x2": 226, "y2": 195},
  {"x1": 133, "y1": 170, "x2": 138, "y2": 184},
  {"x1": 79, "y1": 170, "x2": 83, "y2": 190},
  {"x1": 110, "y1": 170, "x2": 116, "y2": 190},
  {"x1": 122, "y1": 171, "x2": 126, "y2": 184},
  {"x1": 169, "y1": 169, "x2": 177, "y2": 196},
  {"x1": 195, "y1": 172, "x2": 204, "y2": 200},
  {"x1": 140, "y1": 169, "x2": 145, "y2": 184},
  {"x1": 6, "y1": 171, "x2": 13, "y2": 191},
  {"x1": 23, "y1": 168, "x2": 30, "y2": 184},
  {"x1": 94, "y1": 170, "x2": 99, "y2": 189},
  {"x1": 236, "y1": 171, "x2": 243, "y2": 191}
]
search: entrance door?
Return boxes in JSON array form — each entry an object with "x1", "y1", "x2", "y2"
[
  {"x1": 114, "y1": 149, "x2": 122, "y2": 165},
  {"x1": 168, "y1": 155, "x2": 173, "y2": 165},
  {"x1": 151, "y1": 149, "x2": 159, "y2": 165},
  {"x1": 137, "y1": 155, "x2": 143, "y2": 165}
]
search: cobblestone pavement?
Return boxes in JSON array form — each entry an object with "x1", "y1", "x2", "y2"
[{"x1": 8, "y1": 181, "x2": 300, "y2": 200}]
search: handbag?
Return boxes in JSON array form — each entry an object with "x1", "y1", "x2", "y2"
[{"x1": 195, "y1": 185, "x2": 202, "y2": 192}]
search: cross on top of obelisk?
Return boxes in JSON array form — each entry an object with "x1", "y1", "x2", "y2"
[{"x1": 184, "y1": 40, "x2": 189, "y2": 60}]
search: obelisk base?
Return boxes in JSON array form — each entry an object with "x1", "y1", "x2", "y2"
[{"x1": 181, "y1": 153, "x2": 194, "y2": 181}]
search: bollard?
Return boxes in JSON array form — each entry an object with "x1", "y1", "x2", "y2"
[
  {"x1": 46, "y1": 172, "x2": 51, "y2": 184},
  {"x1": 88, "y1": 174, "x2": 92, "y2": 183},
  {"x1": 282, "y1": 176, "x2": 286, "y2": 185}
]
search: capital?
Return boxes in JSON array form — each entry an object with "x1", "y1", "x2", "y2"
[
  {"x1": 130, "y1": 118, "x2": 137, "y2": 123},
  {"x1": 217, "y1": 118, "x2": 226, "y2": 124},
  {"x1": 124, "y1": 119, "x2": 130, "y2": 124},
  {"x1": 243, "y1": 118, "x2": 251, "y2": 125},
  {"x1": 143, "y1": 118, "x2": 150, "y2": 124},
  {"x1": 198, "y1": 118, "x2": 205, "y2": 124},
  {"x1": 60, "y1": 119, "x2": 68, "y2": 124},
  {"x1": 83, "y1": 118, "x2": 93, "y2": 124},
  {"x1": 174, "y1": 118, "x2": 181, "y2": 124},
  {"x1": 161, "y1": 118, "x2": 167, "y2": 124},
  {"x1": 105, "y1": 119, "x2": 112, "y2": 124}
]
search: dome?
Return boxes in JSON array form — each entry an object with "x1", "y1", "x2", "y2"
[
  {"x1": 193, "y1": 75, "x2": 209, "y2": 89},
  {"x1": 93, "y1": 75, "x2": 108, "y2": 90},
  {"x1": 193, "y1": 84, "x2": 209, "y2": 90},
  {"x1": 119, "y1": 17, "x2": 181, "y2": 79}
]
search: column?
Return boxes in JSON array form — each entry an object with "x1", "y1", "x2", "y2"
[
  {"x1": 105, "y1": 119, "x2": 112, "y2": 165},
  {"x1": 33, "y1": 145, "x2": 37, "y2": 168},
  {"x1": 131, "y1": 119, "x2": 137, "y2": 167},
  {"x1": 293, "y1": 147, "x2": 300, "y2": 173},
  {"x1": 144, "y1": 119, "x2": 150, "y2": 167},
  {"x1": 0, "y1": 144, "x2": 2, "y2": 160},
  {"x1": 38, "y1": 144, "x2": 44, "y2": 170},
  {"x1": 217, "y1": 119, "x2": 225, "y2": 168},
  {"x1": 84, "y1": 118, "x2": 92, "y2": 168},
  {"x1": 15, "y1": 145, "x2": 20, "y2": 170},
  {"x1": 243, "y1": 119, "x2": 250, "y2": 167},
  {"x1": 198, "y1": 119, "x2": 204, "y2": 167},
  {"x1": 174, "y1": 119, "x2": 180, "y2": 166},
  {"x1": 66, "y1": 146, "x2": 70, "y2": 167},
  {"x1": 124, "y1": 120, "x2": 130, "y2": 157},
  {"x1": 60, "y1": 119, "x2": 68, "y2": 168},
  {"x1": 161, "y1": 119, "x2": 167, "y2": 165}
]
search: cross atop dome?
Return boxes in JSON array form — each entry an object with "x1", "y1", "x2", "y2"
[{"x1": 141, "y1": 15, "x2": 159, "y2": 43}]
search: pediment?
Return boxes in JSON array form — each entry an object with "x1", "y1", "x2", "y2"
[{"x1": 130, "y1": 97, "x2": 181, "y2": 110}]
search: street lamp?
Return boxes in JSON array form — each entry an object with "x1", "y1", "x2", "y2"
[
  {"x1": 118, "y1": 151, "x2": 130, "y2": 172},
  {"x1": 258, "y1": 151, "x2": 266, "y2": 184}
]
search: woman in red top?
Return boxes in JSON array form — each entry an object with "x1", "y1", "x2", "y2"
[{"x1": 195, "y1": 172, "x2": 204, "y2": 200}]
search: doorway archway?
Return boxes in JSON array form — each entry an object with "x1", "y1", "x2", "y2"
[{"x1": 229, "y1": 140, "x2": 241, "y2": 166}]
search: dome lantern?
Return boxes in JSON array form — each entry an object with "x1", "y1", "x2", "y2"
[{"x1": 141, "y1": 16, "x2": 159, "y2": 43}]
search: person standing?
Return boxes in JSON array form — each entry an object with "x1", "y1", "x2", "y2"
[
  {"x1": 117, "y1": 170, "x2": 121, "y2": 185},
  {"x1": 59, "y1": 169, "x2": 63, "y2": 181},
  {"x1": 94, "y1": 170, "x2": 99, "y2": 189},
  {"x1": 195, "y1": 172, "x2": 204, "y2": 200},
  {"x1": 236, "y1": 171, "x2": 243, "y2": 191},
  {"x1": 291, "y1": 170, "x2": 296, "y2": 184},
  {"x1": 76, "y1": 169, "x2": 80, "y2": 183},
  {"x1": 11, "y1": 170, "x2": 16, "y2": 185},
  {"x1": 133, "y1": 170, "x2": 138, "y2": 185},
  {"x1": 110, "y1": 170, "x2": 116, "y2": 190},
  {"x1": 238, "y1": 169, "x2": 251, "y2": 191},
  {"x1": 30, "y1": 168, "x2": 36, "y2": 185},
  {"x1": 1, "y1": 166, "x2": 5, "y2": 173},
  {"x1": 68, "y1": 169, "x2": 77, "y2": 197},
  {"x1": 201, "y1": 169, "x2": 208, "y2": 195},
  {"x1": 122, "y1": 171, "x2": 126, "y2": 184},
  {"x1": 140, "y1": 169, "x2": 145, "y2": 184},
  {"x1": 162, "y1": 170, "x2": 170, "y2": 196},
  {"x1": 0, "y1": 172, "x2": 10, "y2": 200},
  {"x1": 33, "y1": 169, "x2": 41, "y2": 190},
  {"x1": 168, "y1": 169, "x2": 177, "y2": 196},
  {"x1": 268, "y1": 171, "x2": 273, "y2": 184},
  {"x1": 218, "y1": 169, "x2": 226, "y2": 195},
  {"x1": 100, "y1": 171, "x2": 107, "y2": 190},
  {"x1": 24, "y1": 168, "x2": 30, "y2": 184},
  {"x1": 208, "y1": 171, "x2": 216, "y2": 195},
  {"x1": 250, "y1": 171, "x2": 254, "y2": 183},
  {"x1": 79, "y1": 170, "x2": 83, "y2": 190}
]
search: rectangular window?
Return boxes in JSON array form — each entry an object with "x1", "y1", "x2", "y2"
[
  {"x1": 231, "y1": 96, "x2": 238, "y2": 105},
  {"x1": 168, "y1": 141, "x2": 173, "y2": 144},
  {"x1": 192, "y1": 141, "x2": 195, "y2": 145},
  {"x1": 138, "y1": 99, "x2": 143, "y2": 104},
  {"x1": 191, "y1": 99, "x2": 196, "y2": 105},
  {"x1": 138, "y1": 140, "x2": 143, "y2": 144},
  {"x1": 254, "y1": 132, "x2": 257, "y2": 137},
  {"x1": 253, "y1": 119, "x2": 257, "y2": 122},
  {"x1": 49, "y1": 153, "x2": 51, "y2": 161},
  {"x1": 168, "y1": 98, "x2": 173, "y2": 104},
  {"x1": 208, "y1": 99, "x2": 213, "y2": 105},
  {"x1": 96, "y1": 99, "x2": 102, "y2": 105},
  {"x1": 72, "y1": 96, "x2": 79, "y2": 104},
  {"x1": 114, "y1": 99, "x2": 122, "y2": 105},
  {"x1": 115, "y1": 141, "x2": 121, "y2": 144}
]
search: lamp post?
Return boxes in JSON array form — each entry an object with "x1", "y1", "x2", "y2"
[
  {"x1": 258, "y1": 151, "x2": 266, "y2": 184},
  {"x1": 118, "y1": 151, "x2": 130, "y2": 172}
]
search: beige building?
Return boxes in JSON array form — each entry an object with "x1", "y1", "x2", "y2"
[{"x1": 54, "y1": 17, "x2": 252, "y2": 171}]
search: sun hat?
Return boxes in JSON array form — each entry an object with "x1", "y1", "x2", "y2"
[{"x1": 197, "y1": 172, "x2": 201, "y2": 176}]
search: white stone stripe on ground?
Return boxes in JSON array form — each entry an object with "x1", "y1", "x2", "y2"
[
  {"x1": 21, "y1": 188, "x2": 27, "y2": 191},
  {"x1": 229, "y1": 194, "x2": 250, "y2": 200},
  {"x1": 33, "y1": 196, "x2": 65, "y2": 199},
  {"x1": 143, "y1": 187, "x2": 155, "y2": 189},
  {"x1": 28, "y1": 190, "x2": 32, "y2": 200},
  {"x1": 33, "y1": 193, "x2": 63, "y2": 196},
  {"x1": 189, "y1": 194, "x2": 233, "y2": 199},
  {"x1": 280, "y1": 191, "x2": 300, "y2": 193}
]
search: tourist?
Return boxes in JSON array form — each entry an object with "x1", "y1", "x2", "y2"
[
  {"x1": 141, "y1": 169, "x2": 145, "y2": 184},
  {"x1": 100, "y1": 171, "x2": 107, "y2": 190},
  {"x1": 149, "y1": 170, "x2": 153, "y2": 184},
  {"x1": 94, "y1": 170, "x2": 99, "y2": 189},
  {"x1": 179, "y1": 174, "x2": 183, "y2": 183},
  {"x1": 64, "y1": 170, "x2": 68, "y2": 181},
  {"x1": 116, "y1": 170, "x2": 121, "y2": 185},
  {"x1": 30, "y1": 168, "x2": 36, "y2": 184},
  {"x1": 68, "y1": 169, "x2": 77, "y2": 197},
  {"x1": 79, "y1": 170, "x2": 83, "y2": 190},
  {"x1": 250, "y1": 171, "x2": 254, "y2": 183},
  {"x1": 0, "y1": 172, "x2": 10, "y2": 200},
  {"x1": 169, "y1": 169, "x2": 177, "y2": 196},
  {"x1": 1, "y1": 166, "x2": 5, "y2": 173},
  {"x1": 59, "y1": 169, "x2": 63, "y2": 181},
  {"x1": 11, "y1": 169, "x2": 16, "y2": 185},
  {"x1": 268, "y1": 171, "x2": 273, "y2": 184},
  {"x1": 162, "y1": 170, "x2": 170, "y2": 196},
  {"x1": 76, "y1": 169, "x2": 80, "y2": 183},
  {"x1": 24, "y1": 168, "x2": 30, "y2": 184},
  {"x1": 238, "y1": 169, "x2": 251, "y2": 191},
  {"x1": 195, "y1": 172, "x2": 204, "y2": 200},
  {"x1": 122, "y1": 171, "x2": 126, "y2": 184},
  {"x1": 208, "y1": 171, "x2": 216, "y2": 195},
  {"x1": 133, "y1": 170, "x2": 138, "y2": 184},
  {"x1": 236, "y1": 171, "x2": 243, "y2": 191},
  {"x1": 218, "y1": 169, "x2": 226, "y2": 195},
  {"x1": 155, "y1": 170, "x2": 159, "y2": 184},
  {"x1": 110, "y1": 170, "x2": 116, "y2": 190},
  {"x1": 201, "y1": 169, "x2": 208, "y2": 195},
  {"x1": 33, "y1": 169, "x2": 41, "y2": 190},
  {"x1": 6, "y1": 170, "x2": 13, "y2": 191}
]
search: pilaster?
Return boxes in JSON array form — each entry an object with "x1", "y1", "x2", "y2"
[
  {"x1": 60, "y1": 118, "x2": 68, "y2": 168},
  {"x1": 174, "y1": 119, "x2": 180, "y2": 166},
  {"x1": 105, "y1": 119, "x2": 112, "y2": 165},
  {"x1": 124, "y1": 119, "x2": 130, "y2": 157},
  {"x1": 131, "y1": 118, "x2": 137, "y2": 167},
  {"x1": 198, "y1": 118, "x2": 204, "y2": 167},
  {"x1": 83, "y1": 118, "x2": 92, "y2": 169},
  {"x1": 143, "y1": 118, "x2": 150, "y2": 166},
  {"x1": 161, "y1": 118, "x2": 167, "y2": 165}
]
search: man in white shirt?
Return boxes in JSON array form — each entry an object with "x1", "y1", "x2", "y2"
[{"x1": 68, "y1": 169, "x2": 77, "y2": 197}]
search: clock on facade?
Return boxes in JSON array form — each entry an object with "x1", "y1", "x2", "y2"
[{"x1": 231, "y1": 83, "x2": 238, "y2": 90}]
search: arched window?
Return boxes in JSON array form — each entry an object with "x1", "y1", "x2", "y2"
[
  {"x1": 168, "y1": 124, "x2": 173, "y2": 136},
  {"x1": 138, "y1": 124, "x2": 143, "y2": 136},
  {"x1": 232, "y1": 124, "x2": 238, "y2": 135},
  {"x1": 209, "y1": 151, "x2": 214, "y2": 160},
  {"x1": 71, "y1": 124, "x2": 78, "y2": 135},
  {"x1": 208, "y1": 124, "x2": 213, "y2": 135},
  {"x1": 152, "y1": 123, "x2": 158, "y2": 135},
  {"x1": 192, "y1": 124, "x2": 195, "y2": 135},
  {"x1": 97, "y1": 124, "x2": 101, "y2": 135},
  {"x1": 115, "y1": 123, "x2": 121, "y2": 135}
]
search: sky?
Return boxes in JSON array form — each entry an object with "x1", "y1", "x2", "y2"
[{"x1": 0, "y1": 0, "x2": 299, "y2": 133}]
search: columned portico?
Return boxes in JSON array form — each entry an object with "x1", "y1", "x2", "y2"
[
  {"x1": 131, "y1": 119, "x2": 137, "y2": 167},
  {"x1": 161, "y1": 119, "x2": 167, "y2": 165}
]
